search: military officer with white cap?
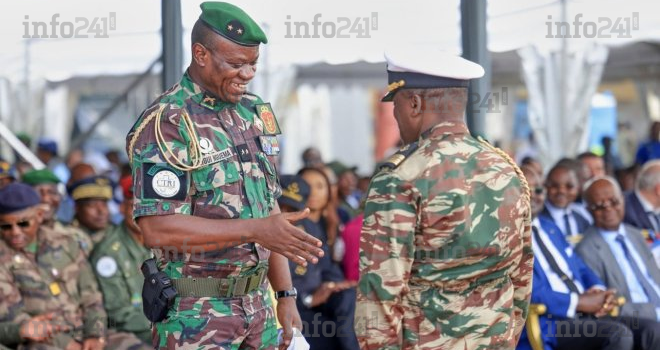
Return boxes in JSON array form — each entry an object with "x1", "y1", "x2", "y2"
[{"x1": 355, "y1": 48, "x2": 533, "y2": 349}]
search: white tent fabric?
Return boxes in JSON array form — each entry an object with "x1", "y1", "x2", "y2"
[
  {"x1": 519, "y1": 44, "x2": 609, "y2": 166},
  {"x1": 2, "y1": 0, "x2": 660, "y2": 168}
]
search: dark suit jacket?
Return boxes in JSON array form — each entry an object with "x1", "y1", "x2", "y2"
[
  {"x1": 623, "y1": 191, "x2": 655, "y2": 231},
  {"x1": 576, "y1": 224, "x2": 660, "y2": 320},
  {"x1": 539, "y1": 206, "x2": 590, "y2": 236},
  {"x1": 517, "y1": 217, "x2": 604, "y2": 350}
]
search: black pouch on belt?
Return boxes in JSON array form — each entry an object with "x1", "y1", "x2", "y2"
[{"x1": 141, "y1": 258, "x2": 178, "y2": 322}]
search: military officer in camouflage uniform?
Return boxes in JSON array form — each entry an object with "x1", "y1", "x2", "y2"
[
  {"x1": 22, "y1": 169, "x2": 92, "y2": 257},
  {"x1": 89, "y1": 176, "x2": 151, "y2": 343},
  {"x1": 69, "y1": 176, "x2": 113, "y2": 253},
  {"x1": 125, "y1": 2, "x2": 324, "y2": 349},
  {"x1": 0, "y1": 183, "x2": 149, "y2": 350},
  {"x1": 355, "y1": 49, "x2": 533, "y2": 349}
]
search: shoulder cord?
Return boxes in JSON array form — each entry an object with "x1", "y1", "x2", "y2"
[
  {"x1": 128, "y1": 105, "x2": 206, "y2": 172},
  {"x1": 477, "y1": 137, "x2": 532, "y2": 224}
]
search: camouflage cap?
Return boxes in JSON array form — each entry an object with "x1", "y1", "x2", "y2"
[
  {"x1": 199, "y1": 2, "x2": 267, "y2": 47},
  {"x1": 22, "y1": 168, "x2": 60, "y2": 185}
]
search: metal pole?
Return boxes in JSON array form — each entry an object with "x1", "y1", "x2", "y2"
[
  {"x1": 0, "y1": 120, "x2": 44, "y2": 169},
  {"x1": 69, "y1": 58, "x2": 160, "y2": 150},
  {"x1": 161, "y1": 0, "x2": 183, "y2": 91},
  {"x1": 559, "y1": 0, "x2": 568, "y2": 155},
  {"x1": 461, "y1": 0, "x2": 491, "y2": 138}
]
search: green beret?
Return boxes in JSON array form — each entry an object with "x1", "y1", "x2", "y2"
[
  {"x1": 199, "y1": 2, "x2": 267, "y2": 47},
  {"x1": 22, "y1": 169, "x2": 60, "y2": 185}
]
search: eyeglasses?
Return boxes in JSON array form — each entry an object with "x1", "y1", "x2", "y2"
[
  {"x1": 0, "y1": 220, "x2": 33, "y2": 232},
  {"x1": 588, "y1": 198, "x2": 621, "y2": 212},
  {"x1": 533, "y1": 187, "x2": 545, "y2": 195}
]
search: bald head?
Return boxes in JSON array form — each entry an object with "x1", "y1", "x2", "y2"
[
  {"x1": 584, "y1": 176, "x2": 624, "y2": 230},
  {"x1": 636, "y1": 160, "x2": 660, "y2": 209}
]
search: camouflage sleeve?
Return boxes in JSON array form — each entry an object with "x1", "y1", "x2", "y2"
[
  {"x1": 510, "y1": 215, "x2": 533, "y2": 337},
  {"x1": 128, "y1": 104, "x2": 193, "y2": 219},
  {"x1": 0, "y1": 263, "x2": 30, "y2": 344},
  {"x1": 73, "y1": 239, "x2": 107, "y2": 338},
  {"x1": 355, "y1": 171, "x2": 417, "y2": 350}
]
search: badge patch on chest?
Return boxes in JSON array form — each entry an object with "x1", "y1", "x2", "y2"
[
  {"x1": 200, "y1": 148, "x2": 233, "y2": 166},
  {"x1": 255, "y1": 103, "x2": 281, "y2": 135},
  {"x1": 49, "y1": 282, "x2": 61, "y2": 296},
  {"x1": 259, "y1": 135, "x2": 280, "y2": 156},
  {"x1": 96, "y1": 256, "x2": 118, "y2": 278},
  {"x1": 142, "y1": 163, "x2": 188, "y2": 200}
]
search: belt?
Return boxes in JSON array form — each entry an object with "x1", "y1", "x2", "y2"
[{"x1": 172, "y1": 267, "x2": 268, "y2": 298}]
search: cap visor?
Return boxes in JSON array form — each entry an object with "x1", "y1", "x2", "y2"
[
  {"x1": 278, "y1": 197, "x2": 305, "y2": 211},
  {"x1": 381, "y1": 91, "x2": 395, "y2": 102}
]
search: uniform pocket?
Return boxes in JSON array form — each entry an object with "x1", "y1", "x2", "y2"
[
  {"x1": 255, "y1": 152, "x2": 280, "y2": 210},
  {"x1": 191, "y1": 160, "x2": 243, "y2": 218}
]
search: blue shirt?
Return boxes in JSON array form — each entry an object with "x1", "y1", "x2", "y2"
[
  {"x1": 636, "y1": 141, "x2": 660, "y2": 165},
  {"x1": 600, "y1": 224, "x2": 660, "y2": 320}
]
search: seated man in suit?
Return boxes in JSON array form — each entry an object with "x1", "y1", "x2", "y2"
[
  {"x1": 577, "y1": 176, "x2": 660, "y2": 350},
  {"x1": 518, "y1": 167, "x2": 632, "y2": 350},
  {"x1": 623, "y1": 160, "x2": 660, "y2": 233},
  {"x1": 541, "y1": 162, "x2": 591, "y2": 245}
]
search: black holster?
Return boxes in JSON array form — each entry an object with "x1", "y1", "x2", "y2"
[{"x1": 141, "y1": 258, "x2": 178, "y2": 323}]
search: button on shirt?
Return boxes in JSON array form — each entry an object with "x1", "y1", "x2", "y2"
[
  {"x1": 600, "y1": 224, "x2": 660, "y2": 320},
  {"x1": 532, "y1": 218, "x2": 584, "y2": 317}
]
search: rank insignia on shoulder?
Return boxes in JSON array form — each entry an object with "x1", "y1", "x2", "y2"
[
  {"x1": 259, "y1": 135, "x2": 280, "y2": 156},
  {"x1": 142, "y1": 163, "x2": 188, "y2": 200},
  {"x1": 379, "y1": 141, "x2": 419, "y2": 171},
  {"x1": 255, "y1": 103, "x2": 281, "y2": 135}
]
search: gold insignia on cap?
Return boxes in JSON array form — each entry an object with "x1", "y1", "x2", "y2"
[
  {"x1": 112, "y1": 242, "x2": 121, "y2": 251},
  {"x1": 282, "y1": 183, "x2": 303, "y2": 202},
  {"x1": 227, "y1": 24, "x2": 233, "y2": 31},
  {"x1": 387, "y1": 80, "x2": 406, "y2": 92},
  {"x1": 237, "y1": 28, "x2": 243, "y2": 35}
]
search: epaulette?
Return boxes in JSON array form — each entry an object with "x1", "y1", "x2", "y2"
[{"x1": 378, "y1": 141, "x2": 419, "y2": 171}]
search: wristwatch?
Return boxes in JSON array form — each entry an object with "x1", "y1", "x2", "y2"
[{"x1": 275, "y1": 287, "x2": 298, "y2": 299}]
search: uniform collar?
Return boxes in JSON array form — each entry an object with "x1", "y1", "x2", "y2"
[
  {"x1": 419, "y1": 121, "x2": 470, "y2": 142},
  {"x1": 181, "y1": 70, "x2": 233, "y2": 111}
]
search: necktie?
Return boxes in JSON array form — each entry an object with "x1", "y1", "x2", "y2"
[
  {"x1": 616, "y1": 234, "x2": 660, "y2": 306},
  {"x1": 647, "y1": 212, "x2": 660, "y2": 232},
  {"x1": 532, "y1": 226, "x2": 580, "y2": 293},
  {"x1": 563, "y1": 213, "x2": 573, "y2": 236}
]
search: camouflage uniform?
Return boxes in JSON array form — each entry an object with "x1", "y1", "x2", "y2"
[
  {"x1": 0, "y1": 225, "x2": 149, "y2": 350},
  {"x1": 53, "y1": 221, "x2": 93, "y2": 257},
  {"x1": 126, "y1": 71, "x2": 281, "y2": 349},
  {"x1": 89, "y1": 223, "x2": 152, "y2": 343},
  {"x1": 356, "y1": 122, "x2": 533, "y2": 350}
]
